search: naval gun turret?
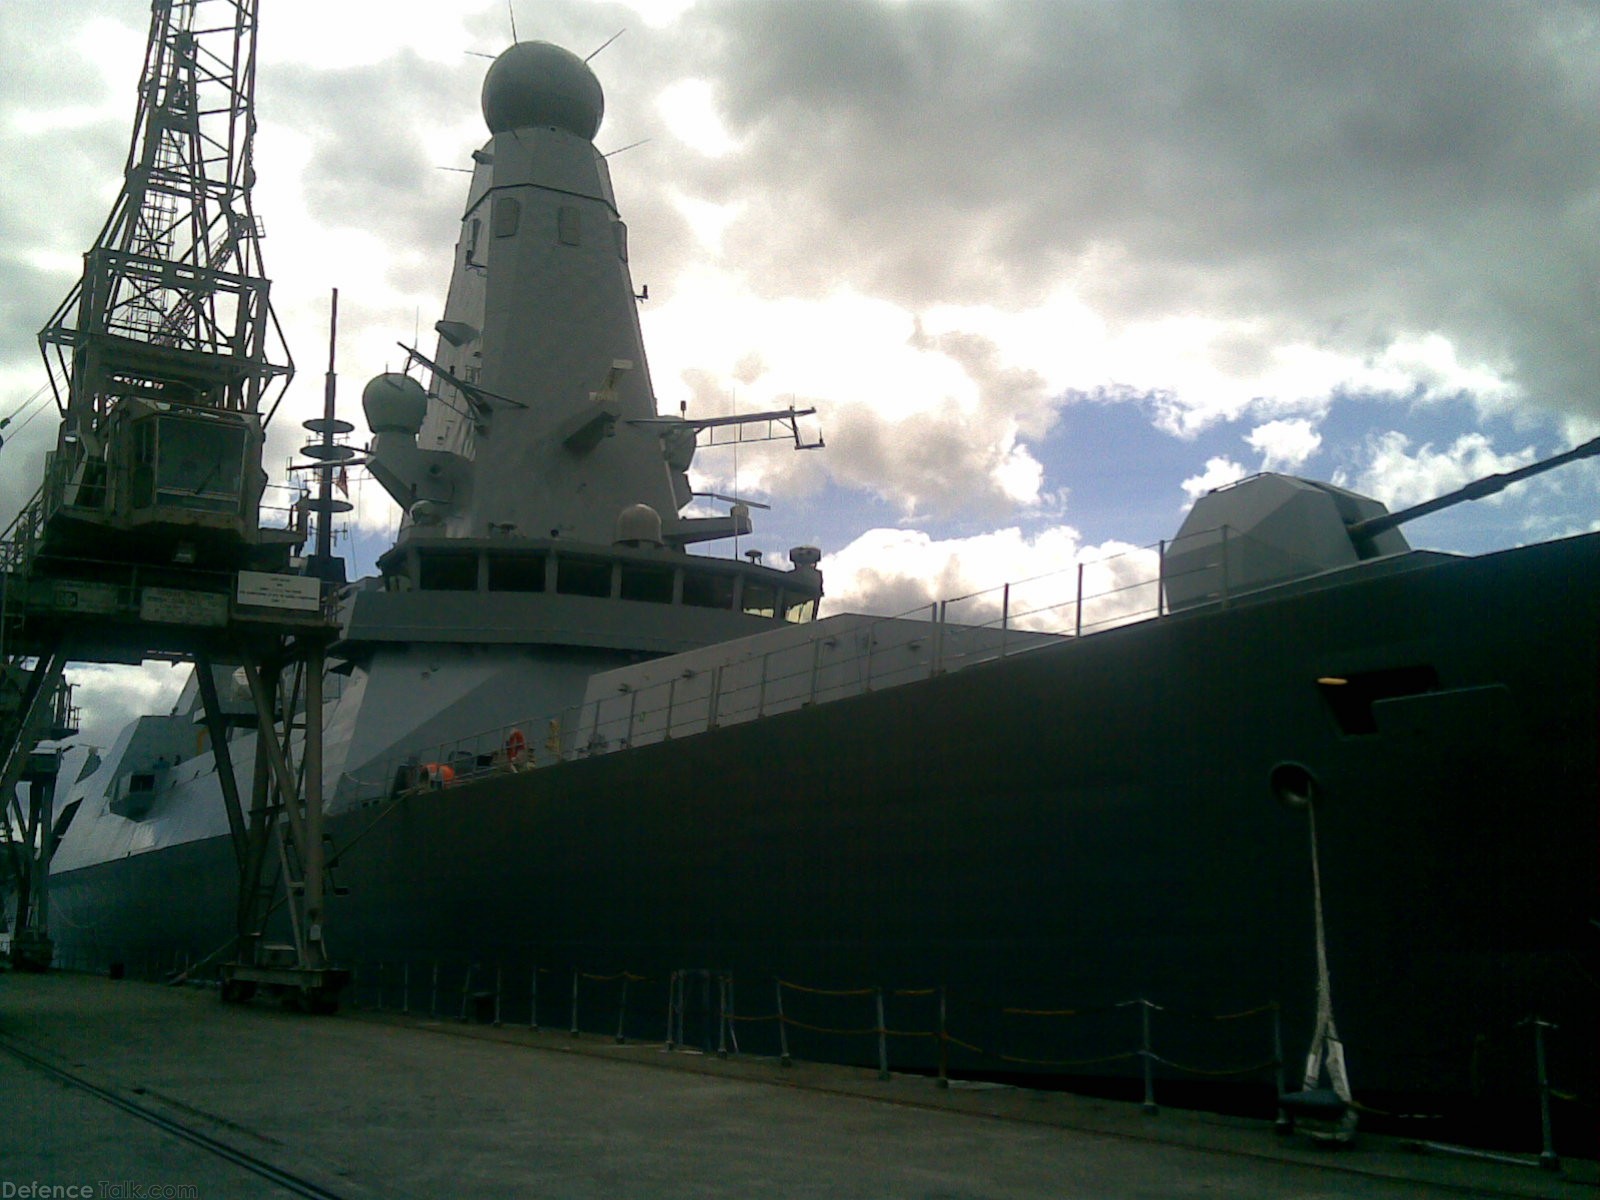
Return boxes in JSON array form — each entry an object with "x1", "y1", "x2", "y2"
[{"x1": 1163, "y1": 435, "x2": 1600, "y2": 611}]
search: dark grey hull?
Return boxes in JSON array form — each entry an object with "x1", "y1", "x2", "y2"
[{"x1": 49, "y1": 534, "x2": 1600, "y2": 1143}]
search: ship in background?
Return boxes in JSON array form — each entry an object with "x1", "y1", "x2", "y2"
[{"x1": 7, "y1": 30, "x2": 1596, "y2": 1153}]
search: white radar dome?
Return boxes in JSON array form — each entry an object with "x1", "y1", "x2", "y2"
[
  {"x1": 482, "y1": 41, "x2": 604, "y2": 140},
  {"x1": 363, "y1": 373, "x2": 429, "y2": 435},
  {"x1": 615, "y1": 503, "x2": 663, "y2": 546}
]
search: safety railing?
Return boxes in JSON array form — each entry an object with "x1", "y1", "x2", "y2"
[
  {"x1": 48, "y1": 945, "x2": 1590, "y2": 1161},
  {"x1": 330, "y1": 957, "x2": 1286, "y2": 1115},
  {"x1": 336, "y1": 524, "x2": 1335, "y2": 806}
]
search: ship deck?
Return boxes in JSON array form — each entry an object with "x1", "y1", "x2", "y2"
[{"x1": 0, "y1": 971, "x2": 1592, "y2": 1199}]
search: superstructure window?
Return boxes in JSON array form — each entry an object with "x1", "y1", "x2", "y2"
[
  {"x1": 620, "y1": 564, "x2": 673, "y2": 603},
  {"x1": 418, "y1": 552, "x2": 478, "y2": 591},
  {"x1": 556, "y1": 557, "x2": 612, "y2": 597},
  {"x1": 782, "y1": 596, "x2": 817, "y2": 623},
  {"x1": 487, "y1": 552, "x2": 545, "y2": 593},
  {"x1": 741, "y1": 581, "x2": 777, "y2": 618},
  {"x1": 682, "y1": 570, "x2": 734, "y2": 611}
]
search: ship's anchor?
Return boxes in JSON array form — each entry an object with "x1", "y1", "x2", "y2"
[{"x1": 1272, "y1": 762, "x2": 1358, "y2": 1145}]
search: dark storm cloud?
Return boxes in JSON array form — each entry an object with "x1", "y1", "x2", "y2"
[{"x1": 648, "y1": 0, "x2": 1600, "y2": 418}]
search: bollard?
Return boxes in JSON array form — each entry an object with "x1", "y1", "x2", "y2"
[
  {"x1": 615, "y1": 975, "x2": 630, "y2": 1044},
  {"x1": 776, "y1": 980, "x2": 793, "y2": 1068},
  {"x1": 717, "y1": 975, "x2": 729, "y2": 1059},
  {"x1": 570, "y1": 970, "x2": 580, "y2": 1037},
  {"x1": 936, "y1": 986, "x2": 949, "y2": 1089},
  {"x1": 665, "y1": 970, "x2": 678, "y2": 1051},
  {"x1": 1140, "y1": 1000, "x2": 1158, "y2": 1115},
  {"x1": 529, "y1": 964, "x2": 539, "y2": 1031},
  {"x1": 493, "y1": 963, "x2": 503, "y2": 1027},
  {"x1": 876, "y1": 987, "x2": 890, "y2": 1081}
]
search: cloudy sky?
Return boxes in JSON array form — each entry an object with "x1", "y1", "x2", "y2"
[{"x1": 2, "y1": 0, "x2": 1598, "y2": 747}]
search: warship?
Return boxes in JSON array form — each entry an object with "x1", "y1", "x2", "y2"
[{"x1": 5, "y1": 25, "x2": 1597, "y2": 1152}]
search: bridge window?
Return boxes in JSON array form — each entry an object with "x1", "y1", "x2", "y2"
[
  {"x1": 556, "y1": 557, "x2": 612, "y2": 597},
  {"x1": 620, "y1": 564, "x2": 673, "y2": 603},
  {"x1": 487, "y1": 552, "x2": 546, "y2": 593},
  {"x1": 782, "y1": 596, "x2": 816, "y2": 623},
  {"x1": 682, "y1": 570, "x2": 734, "y2": 611},
  {"x1": 418, "y1": 552, "x2": 478, "y2": 591},
  {"x1": 741, "y1": 581, "x2": 777, "y2": 618}
]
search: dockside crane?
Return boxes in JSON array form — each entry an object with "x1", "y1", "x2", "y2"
[{"x1": 0, "y1": 0, "x2": 346, "y2": 1009}]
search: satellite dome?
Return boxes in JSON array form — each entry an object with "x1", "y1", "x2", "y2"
[
  {"x1": 363, "y1": 373, "x2": 428, "y2": 435},
  {"x1": 615, "y1": 503, "x2": 663, "y2": 547},
  {"x1": 481, "y1": 41, "x2": 604, "y2": 140}
]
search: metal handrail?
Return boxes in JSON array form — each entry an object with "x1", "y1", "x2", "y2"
[{"x1": 337, "y1": 526, "x2": 1329, "y2": 805}]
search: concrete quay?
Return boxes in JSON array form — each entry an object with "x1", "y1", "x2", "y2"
[{"x1": 0, "y1": 971, "x2": 1593, "y2": 1200}]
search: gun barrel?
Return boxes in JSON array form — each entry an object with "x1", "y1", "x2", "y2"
[{"x1": 1348, "y1": 435, "x2": 1600, "y2": 541}]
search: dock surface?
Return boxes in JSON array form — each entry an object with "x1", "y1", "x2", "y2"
[{"x1": 1, "y1": 972, "x2": 1592, "y2": 1199}]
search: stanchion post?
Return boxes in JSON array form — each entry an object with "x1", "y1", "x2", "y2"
[
  {"x1": 529, "y1": 964, "x2": 540, "y2": 1031},
  {"x1": 936, "y1": 985, "x2": 949, "y2": 1089},
  {"x1": 665, "y1": 969, "x2": 678, "y2": 1051},
  {"x1": 375, "y1": 962, "x2": 384, "y2": 1012},
  {"x1": 1000, "y1": 583, "x2": 1010, "y2": 659},
  {"x1": 615, "y1": 975, "x2": 630, "y2": 1044},
  {"x1": 1272, "y1": 1003, "x2": 1291, "y2": 1135},
  {"x1": 1075, "y1": 563, "x2": 1085, "y2": 636},
  {"x1": 1140, "y1": 999, "x2": 1158, "y2": 1115},
  {"x1": 776, "y1": 980, "x2": 793, "y2": 1067},
  {"x1": 1157, "y1": 539, "x2": 1166, "y2": 616},
  {"x1": 493, "y1": 963, "x2": 503, "y2": 1027},
  {"x1": 570, "y1": 970, "x2": 580, "y2": 1037},
  {"x1": 351, "y1": 963, "x2": 360, "y2": 1009},
  {"x1": 459, "y1": 961, "x2": 475, "y2": 1023},
  {"x1": 717, "y1": 975, "x2": 729, "y2": 1059},
  {"x1": 430, "y1": 960, "x2": 439, "y2": 1019},
  {"x1": 1528, "y1": 1016, "x2": 1561, "y2": 1173},
  {"x1": 876, "y1": 987, "x2": 890, "y2": 1081},
  {"x1": 402, "y1": 961, "x2": 410, "y2": 1015}
]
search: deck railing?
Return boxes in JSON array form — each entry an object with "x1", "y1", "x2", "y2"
[{"x1": 336, "y1": 525, "x2": 1331, "y2": 805}]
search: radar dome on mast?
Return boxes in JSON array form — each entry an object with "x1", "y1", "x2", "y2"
[{"x1": 481, "y1": 41, "x2": 604, "y2": 139}]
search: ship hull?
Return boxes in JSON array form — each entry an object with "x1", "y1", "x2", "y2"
[{"x1": 48, "y1": 534, "x2": 1600, "y2": 1141}]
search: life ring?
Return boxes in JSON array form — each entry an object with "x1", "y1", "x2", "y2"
[
  {"x1": 505, "y1": 727, "x2": 528, "y2": 764},
  {"x1": 422, "y1": 762, "x2": 456, "y2": 787}
]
